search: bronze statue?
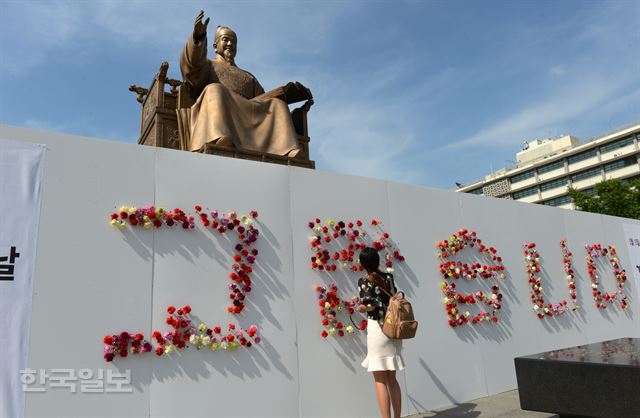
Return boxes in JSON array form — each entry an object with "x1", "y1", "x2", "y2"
[{"x1": 179, "y1": 10, "x2": 306, "y2": 157}]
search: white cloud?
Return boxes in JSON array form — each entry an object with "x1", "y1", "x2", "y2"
[
  {"x1": 445, "y1": 3, "x2": 640, "y2": 151},
  {"x1": 445, "y1": 75, "x2": 630, "y2": 149},
  {"x1": 0, "y1": 1, "x2": 351, "y2": 78},
  {"x1": 548, "y1": 65, "x2": 566, "y2": 76},
  {"x1": 21, "y1": 118, "x2": 68, "y2": 133},
  {"x1": 312, "y1": 98, "x2": 423, "y2": 185}
]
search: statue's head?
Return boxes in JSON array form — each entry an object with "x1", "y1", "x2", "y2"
[{"x1": 214, "y1": 26, "x2": 237, "y2": 63}]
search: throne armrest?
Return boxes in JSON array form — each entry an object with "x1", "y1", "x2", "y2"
[{"x1": 255, "y1": 81, "x2": 312, "y2": 105}]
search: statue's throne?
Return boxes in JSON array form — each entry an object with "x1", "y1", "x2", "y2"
[{"x1": 130, "y1": 62, "x2": 315, "y2": 169}]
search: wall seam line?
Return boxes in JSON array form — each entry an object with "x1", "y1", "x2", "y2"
[{"x1": 286, "y1": 166, "x2": 303, "y2": 418}]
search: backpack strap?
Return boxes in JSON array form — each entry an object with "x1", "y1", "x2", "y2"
[{"x1": 365, "y1": 272, "x2": 395, "y2": 298}]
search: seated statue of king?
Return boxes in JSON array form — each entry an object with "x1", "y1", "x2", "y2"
[{"x1": 180, "y1": 11, "x2": 303, "y2": 158}]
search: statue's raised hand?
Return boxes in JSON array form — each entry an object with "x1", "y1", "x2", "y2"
[{"x1": 193, "y1": 10, "x2": 210, "y2": 43}]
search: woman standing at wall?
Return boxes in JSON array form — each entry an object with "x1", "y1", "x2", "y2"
[{"x1": 358, "y1": 247, "x2": 404, "y2": 418}]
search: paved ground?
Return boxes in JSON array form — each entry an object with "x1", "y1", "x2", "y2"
[{"x1": 405, "y1": 390, "x2": 558, "y2": 418}]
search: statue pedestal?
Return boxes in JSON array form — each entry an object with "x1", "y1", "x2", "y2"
[{"x1": 199, "y1": 142, "x2": 315, "y2": 169}]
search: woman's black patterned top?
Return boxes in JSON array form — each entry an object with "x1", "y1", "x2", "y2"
[{"x1": 358, "y1": 272, "x2": 396, "y2": 321}]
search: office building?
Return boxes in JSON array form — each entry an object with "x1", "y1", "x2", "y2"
[{"x1": 456, "y1": 123, "x2": 640, "y2": 209}]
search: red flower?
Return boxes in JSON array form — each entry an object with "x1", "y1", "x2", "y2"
[{"x1": 103, "y1": 335, "x2": 113, "y2": 345}]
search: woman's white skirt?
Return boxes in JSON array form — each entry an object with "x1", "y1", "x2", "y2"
[{"x1": 361, "y1": 319, "x2": 405, "y2": 372}]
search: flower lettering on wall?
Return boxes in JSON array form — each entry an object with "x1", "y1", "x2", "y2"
[
  {"x1": 110, "y1": 205, "x2": 259, "y2": 314},
  {"x1": 103, "y1": 305, "x2": 261, "y2": 362},
  {"x1": 437, "y1": 229, "x2": 506, "y2": 327},
  {"x1": 523, "y1": 240, "x2": 578, "y2": 319},
  {"x1": 585, "y1": 244, "x2": 629, "y2": 310},
  {"x1": 308, "y1": 218, "x2": 405, "y2": 338},
  {"x1": 308, "y1": 218, "x2": 404, "y2": 273}
]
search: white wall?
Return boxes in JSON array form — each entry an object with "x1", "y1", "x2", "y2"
[{"x1": 1, "y1": 125, "x2": 638, "y2": 418}]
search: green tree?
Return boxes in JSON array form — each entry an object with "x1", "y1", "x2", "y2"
[{"x1": 567, "y1": 178, "x2": 640, "y2": 220}]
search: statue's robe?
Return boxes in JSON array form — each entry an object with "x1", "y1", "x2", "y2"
[{"x1": 180, "y1": 35, "x2": 300, "y2": 156}]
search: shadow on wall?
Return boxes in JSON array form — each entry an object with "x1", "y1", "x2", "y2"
[
  {"x1": 116, "y1": 215, "x2": 296, "y2": 382},
  {"x1": 123, "y1": 215, "x2": 291, "y2": 332},
  {"x1": 113, "y1": 312, "x2": 294, "y2": 393},
  {"x1": 145, "y1": 313, "x2": 295, "y2": 384}
]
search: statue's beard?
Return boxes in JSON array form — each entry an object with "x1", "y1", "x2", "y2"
[{"x1": 222, "y1": 49, "x2": 235, "y2": 64}]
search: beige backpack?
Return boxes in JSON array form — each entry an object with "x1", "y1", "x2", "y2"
[{"x1": 368, "y1": 274, "x2": 418, "y2": 340}]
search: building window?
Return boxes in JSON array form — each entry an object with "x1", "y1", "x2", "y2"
[
  {"x1": 571, "y1": 167, "x2": 602, "y2": 182},
  {"x1": 541, "y1": 195, "x2": 573, "y2": 207},
  {"x1": 513, "y1": 186, "x2": 538, "y2": 199},
  {"x1": 567, "y1": 148, "x2": 598, "y2": 165},
  {"x1": 537, "y1": 160, "x2": 565, "y2": 174},
  {"x1": 510, "y1": 170, "x2": 535, "y2": 183},
  {"x1": 603, "y1": 156, "x2": 638, "y2": 172},
  {"x1": 469, "y1": 188, "x2": 483, "y2": 195},
  {"x1": 599, "y1": 135, "x2": 635, "y2": 154},
  {"x1": 540, "y1": 177, "x2": 568, "y2": 192},
  {"x1": 581, "y1": 188, "x2": 597, "y2": 196},
  {"x1": 482, "y1": 178, "x2": 511, "y2": 197}
]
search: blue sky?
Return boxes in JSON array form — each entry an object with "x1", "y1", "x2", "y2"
[{"x1": 1, "y1": 0, "x2": 638, "y2": 189}]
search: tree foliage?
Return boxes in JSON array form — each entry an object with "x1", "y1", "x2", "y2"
[{"x1": 567, "y1": 178, "x2": 640, "y2": 220}]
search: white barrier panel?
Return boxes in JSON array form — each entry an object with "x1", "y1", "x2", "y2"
[
  {"x1": 1, "y1": 125, "x2": 638, "y2": 418},
  {"x1": 0, "y1": 139, "x2": 45, "y2": 418}
]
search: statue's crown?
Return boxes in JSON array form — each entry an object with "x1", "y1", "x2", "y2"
[{"x1": 215, "y1": 25, "x2": 237, "y2": 41}]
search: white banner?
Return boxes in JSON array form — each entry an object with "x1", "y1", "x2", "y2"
[
  {"x1": 0, "y1": 139, "x2": 45, "y2": 418},
  {"x1": 623, "y1": 222, "x2": 640, "y2": 303}
]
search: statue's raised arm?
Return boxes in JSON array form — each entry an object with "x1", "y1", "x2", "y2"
[
  {"x1": 180, "y1": 10, "x2": 212, "y2": 94},
  {"x1": 193, "y1": 10, "x2": 210, "y2": 44}
]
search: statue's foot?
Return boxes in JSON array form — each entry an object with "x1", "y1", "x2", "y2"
[
  {"x1": 287, "y1": 148, "x2": 304, "y2": 160},
  {"x1": 213, "y1": 136, "x2": 234, "y2": 148}
]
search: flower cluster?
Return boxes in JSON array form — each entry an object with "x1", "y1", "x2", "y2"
[
  {"x1": 585, "y1": 244, "x2": 628, "y2": 310},
  {"x1": 194, "y1": 207, "x2": 259, "y2": 314},
  {"x1": 110, "y1": 206, "x2": 193, "y2": 229},
  {"x1": 523, "y1": 241, "x2": 578, "y2": 319},
  {"x1": 110, "y1": 205, "x2": 259, "y2": 314},
  {"x1": 440, "y1": 281, "x2": 502, "y2": 326},
  {"x1": 437, "y1": 229, "x2": 505, "y2": 327},
  {"x1": 308, "y1": 218, "x2": 404, "y2": 273},
  {"x1": 103, "y1": 332, "x2": 153, "y2": 362},
  {"x1": 103, "y1": 305, "x2": 261, "y2": 362},
  {"x1": 315, "y1": 284, "x2": 363, "y2": 338},
  {"x1": 437, "y1": 230, "x2": 505, "y2": 280},
  {"x1": 561, "y1": 240, "x2": 578, "y2": 305}
]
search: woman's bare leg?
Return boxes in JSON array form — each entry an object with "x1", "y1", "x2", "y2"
[
  {"x1": 372, "y1": 371, "x2": 391, "y2": 418},
  {"x1": 386, "y1": 370, "x2": 401, "y2": 418}
]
